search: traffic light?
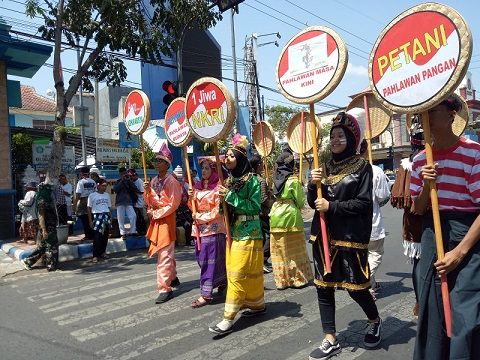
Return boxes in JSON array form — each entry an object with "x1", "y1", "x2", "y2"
[
  {"x1": 388, "y1": 146, "x2": 394, "y2": 158},
  {"x1": 162, "y1": 80, "x2": 178, "y2": 108}
]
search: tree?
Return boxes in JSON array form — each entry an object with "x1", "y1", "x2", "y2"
[
  {"x1": 25, "y1": 0, "x2": 220, "y2": 182},
  {"x1": 264, "y1": 105, "x2": 301, "y2": 139},
  {"x1": 12, "y1": 133, "x2": 34, "y2": 166},
  {"x1": 131, "y1": 142, "x2": 155, "y2": 169}
]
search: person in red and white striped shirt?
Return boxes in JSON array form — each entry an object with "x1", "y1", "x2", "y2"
[{"x1": 411, "y1": 94, "x2": 480, "y2": 360}]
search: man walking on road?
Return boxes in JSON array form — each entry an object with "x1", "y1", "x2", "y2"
[{"x1": 360, "y1": 140, "x2": 391, "y2": 298}]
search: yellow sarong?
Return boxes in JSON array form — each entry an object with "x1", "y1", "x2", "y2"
[{"x1": 224, "y1": 239, "x2": 264, "y2": 320}]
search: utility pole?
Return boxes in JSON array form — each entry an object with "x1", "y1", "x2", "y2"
[
  {"x1": 76, "y1": 39, "x2": 87, "y2": 167},
  {"x1": 231, "y1": 7, "x2": 240, "y2": 120}
]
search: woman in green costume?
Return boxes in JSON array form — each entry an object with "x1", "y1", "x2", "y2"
[{"x1": 269, "y1": 146, "x2": 313, "y2": 290}]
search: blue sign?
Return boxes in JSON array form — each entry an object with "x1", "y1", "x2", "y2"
[{"x1": 119, "y1": 122, "x2": 140, "y2": 148}]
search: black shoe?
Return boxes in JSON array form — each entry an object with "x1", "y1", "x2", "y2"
[
  {"x1": 241, "y1": 307, "x2": 267, "y2": 317},
  {"x1": 309, "y1": 338, "x2": 341, "y2": 360},
  {"x1": 208, "y1": 325, "x2": 233, "y2": 335},
  {"x1": 171, "y1": 277, "x2": 180, "y2": 287},
  {"x1": 364, "y1": 318, "x2": 382, "y2": 348},
  {"x1": 155, "y1": 291, "x2": 173, "y2": 304}
]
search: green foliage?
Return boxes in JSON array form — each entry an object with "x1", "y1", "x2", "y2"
[
  {"x1": 131, "y1": 142, "x2": 155, "y2": 169},
  {"x1": 26, "y1": 0, "x2": 221, "y2": 92},
  {"x1": 264, "y1": 105, "x2": 302, "y2": 139},
  {"x1": 12, "y1": 133, "x2": 33, "y2": 165}
]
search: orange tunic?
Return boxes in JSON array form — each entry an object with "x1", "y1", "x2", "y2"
[{"x1": 145, "y1": 173, "x2": 182, "y2": 257}]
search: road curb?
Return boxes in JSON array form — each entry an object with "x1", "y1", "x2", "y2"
[{"x1": 0, "y1": 236, "x2": 149, "y2": 263}]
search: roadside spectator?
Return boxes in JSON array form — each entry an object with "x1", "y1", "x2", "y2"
[
  {"x1": 18, "y1": 181, "x2": 38, "y2": 244},
  {"x1": 113, "y1": 167, "x2": 137, "y2": 238},
  {"x1": 54, "y1": 181, "x2": 68, "y2": 226},
  {"x1": 87, "y1": 178, "x2": 112, "y2": 263},
  {"x1": 128, "y1": 169, "x2": 147, "y2": 235},
  {"x1": 75, "y1": 167, "x2": 96, "y2": 240},
  {"x1": 59, "y1": 174, "x2": 73, "y2": 235},
  {"x1": 89, "y1": 166, "x2": 101, "y2": 184}
]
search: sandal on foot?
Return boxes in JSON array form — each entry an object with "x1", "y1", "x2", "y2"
[{"x1": 191, "y1": 297, "x2": 212, "y2": 308}]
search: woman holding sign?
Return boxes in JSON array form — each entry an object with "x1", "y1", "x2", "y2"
[
  {"x1": 209, "y1": 134, "x2": 265, "y2": 335},
  {"x1": 269, "y1": 146, "x2": 313, "y2": 290},
  {"x1": 411, "y1": 95, "x2": 480, "y2": 360},
  {"x1": 308, "y1": 113, "x2": 381, "y2": 359},
  {"x1": 188, "y1": 156, "x2": 227, "y2": 308}
]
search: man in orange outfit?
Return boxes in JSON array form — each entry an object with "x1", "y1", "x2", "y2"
[{"x1": 144, "y1": 143, "x2": 182, "y2": 304}]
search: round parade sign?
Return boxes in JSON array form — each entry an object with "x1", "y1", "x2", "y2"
[
  {"x1": 276, "y1": 26, "x2": 348, "y2": 104},
  {"x1": 369, "y1": 2, "x2": 472, "y2": 113},
  {"x1": 123, "y1": 90, "x2": 151, "y2": 135},
  {"x1": 185, "y1": 77, "x2": 235, "y2": 142},
  {"x1": 164, "y1": 97, "x2": 191, "y2": 147},
  {"x1": 286, "y1": 111, "x2": 320, "y2": 154},
  {"x1": 252, "y1": 121, "x2": 275, "y2": 157}
]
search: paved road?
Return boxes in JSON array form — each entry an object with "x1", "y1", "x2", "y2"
[{"x1": 0, "y1": 205, "x2": 417, "y2": 360}]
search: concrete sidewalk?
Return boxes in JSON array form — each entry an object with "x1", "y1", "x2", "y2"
[{"x1": 0, "y1": 234, "x2": 149, "y2": 264}]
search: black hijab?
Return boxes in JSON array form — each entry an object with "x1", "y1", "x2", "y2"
[
  {"x1": 273, "y1": 147, "x2": 295, "y2": 197},
  {"x1": 229, "y1": 147, "x2": 251, "y2": 178}
]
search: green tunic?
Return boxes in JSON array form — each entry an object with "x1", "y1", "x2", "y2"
[
  {"x1": 269, "y1": 176, "x2": 304, "y2": 233},
  {"x1": 224, "y1": 174, "x2": 262, "y2": 241}
]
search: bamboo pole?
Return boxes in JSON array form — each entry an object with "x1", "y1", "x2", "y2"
[
  {"x1": 299, "y1": 111, "x2": 305, "y2": 184},
  {"x1": 213, "y1": 143, "x2": 232, "y2": 248},
  {"x1": 140, "y1": 134, "x2": 148, "y2": 181},
  {"x1": 309, "y1": 103, "x2": 331, "y2": 273},
  {"x1": 183, "y1": 147, "x2": 201, "y2": 251},
  {"x1": 363, "y1": 95, "x2": 373, "y2": 165},
  {"x1": 421, "y1": 111, "x2": 452, "y2": 338},
  {"x1": 259, "y1": 122, "x2": 270, "y2": 184}
]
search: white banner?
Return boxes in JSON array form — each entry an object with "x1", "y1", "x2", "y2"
[
  {"x1": 96, "y1": 139, "x2": 131, "y2": 163},
  {"x1": 32, "y1": 144, "x2": 75, "y2": 168}
]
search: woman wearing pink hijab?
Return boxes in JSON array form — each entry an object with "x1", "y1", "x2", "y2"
[{"x1": 188, "y1": 156, "x2": 227, "y2": 308}]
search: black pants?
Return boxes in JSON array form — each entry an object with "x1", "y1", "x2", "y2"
[
  {"x1": 316, "y1": 286, "x2": 379, "y2": 334},
  {"x1": 260, "y1": 214, "x2": 271, "y2": 261},
  {"x1": 79, "y1": 214, "x2": 94, "y2": 239},
  {"x1": 93, "y1": 227, "x2": 109, "y2": 258},
  {"x1": 57, "y1": 204, "x2": 68, "y2": 225},
  {"x1": 134, "y1": 207, "x2": 147, "y2": 235}
]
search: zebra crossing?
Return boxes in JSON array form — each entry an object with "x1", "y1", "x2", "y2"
[{"x1": 2, "y1": 248, "x2": 417, "y2": 360}]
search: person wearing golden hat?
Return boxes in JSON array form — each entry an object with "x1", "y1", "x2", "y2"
[
  {"x1": 145, "y1": 143, "x2": 182, "y2": 304},
  {"x1": 209, "y1": 134, "x2": 265, "y2": 335},
  {"x1": 308, "y1": 112, "x2": 381, "y2": 360}
]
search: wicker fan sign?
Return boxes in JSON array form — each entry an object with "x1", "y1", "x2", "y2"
[
  {"x1": 276, "y1": 26, "x2": 349, "y2": 274},
  {"x1": 345, "y1": 91, "x2": 391, "y2": 163},
  {"x1": 185, "y1": 77, "x2": 235, "y2": 247},
  {"x1": 368, "y1": 2, "x2": 473, "y2": 338},
  {"x1": 252, "y1": 121, "x2": 276, "y2": 182},
  {"x1": 123, "y1": 90, "x2": 151, "y2": 181},
  {"x1": 164, "y1": 97, "x2": 201, "y2": 250}
]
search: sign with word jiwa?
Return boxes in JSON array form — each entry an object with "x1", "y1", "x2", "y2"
[
  {"x1": 96, "y1": 139, "x2": 131, "y2": 163},
  {"x1": 369, "y1": 2, "x2": 472, "y2": 113},
  {"x1": 32, "y1": 144, "x2": 75, "y2": 168},
  {"x1": 185, "y1": 77, "x2": 235, "y2": 142},
  {"x1": 164, "y1": 97, "x2": 191, "y2": 147},
  {"x1": 123, "y1": 90, "x2": 151, "y2": 135},
  {"x1": 276, "y1": 26, "x2": 348, "y2": 104}
]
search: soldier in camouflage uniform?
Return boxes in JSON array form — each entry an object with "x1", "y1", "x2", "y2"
[{"x1": 21, "y1": 182, "x2": 59, "y2": 271}]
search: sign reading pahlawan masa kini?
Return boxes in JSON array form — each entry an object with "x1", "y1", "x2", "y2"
[
  {"x1": 185, "y1": 77, "x2": 235, "y2": 143},
  {"x1": 276, "y1": 26, "x2": 348, "y2": 104},
  {"x1": 164, "y1": 97, "x2": 191, "y2": 147},
  {"x1": 123, "y1": 90, "x2": 151, "y2": 135},
  {"x1": 369, "y1": 2, "x2": 472, "y2": 113}
]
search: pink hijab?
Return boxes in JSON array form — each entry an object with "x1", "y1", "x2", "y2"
[{"x1": 194, "y1": 157, "x2": 220, "y2": 191}]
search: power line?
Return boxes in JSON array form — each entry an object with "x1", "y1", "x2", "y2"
[{"x1": 283, "y1": 0, "x2": 374, "y2": 46}]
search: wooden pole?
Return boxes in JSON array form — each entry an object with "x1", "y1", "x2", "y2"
[
  {"x1": 299, "y1": 111, "x2": 305, "y2": 184},
  {"x1": 421, "y1": 111, "x2": 452, "y2": 338},
  {"x1": 363, "y1": 95, "x2": 373, "y2": 165},
  {"x1": 140, "y1": 134, "x2": 148, "y2": 181},
  {"x1": 309, "y1": 103, "x2": 331, "y2": 273},
  {"x1": 259, "y1": 122, "x2": 270, "y2": 184},
  {"x1": 183, "y1": 146, "x2": 201, "y2": 251},
  {"x1": 213, "y1": 143, "x2": 232, "y2": 248}
]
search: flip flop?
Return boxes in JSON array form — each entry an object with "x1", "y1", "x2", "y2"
[{"x1": 191, "y1": 297, "x2": 212, "y2": 308}]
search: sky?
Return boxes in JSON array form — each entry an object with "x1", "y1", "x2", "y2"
[{"x1": 4, "y1": 0, "x2": 480, "y2": 114}]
